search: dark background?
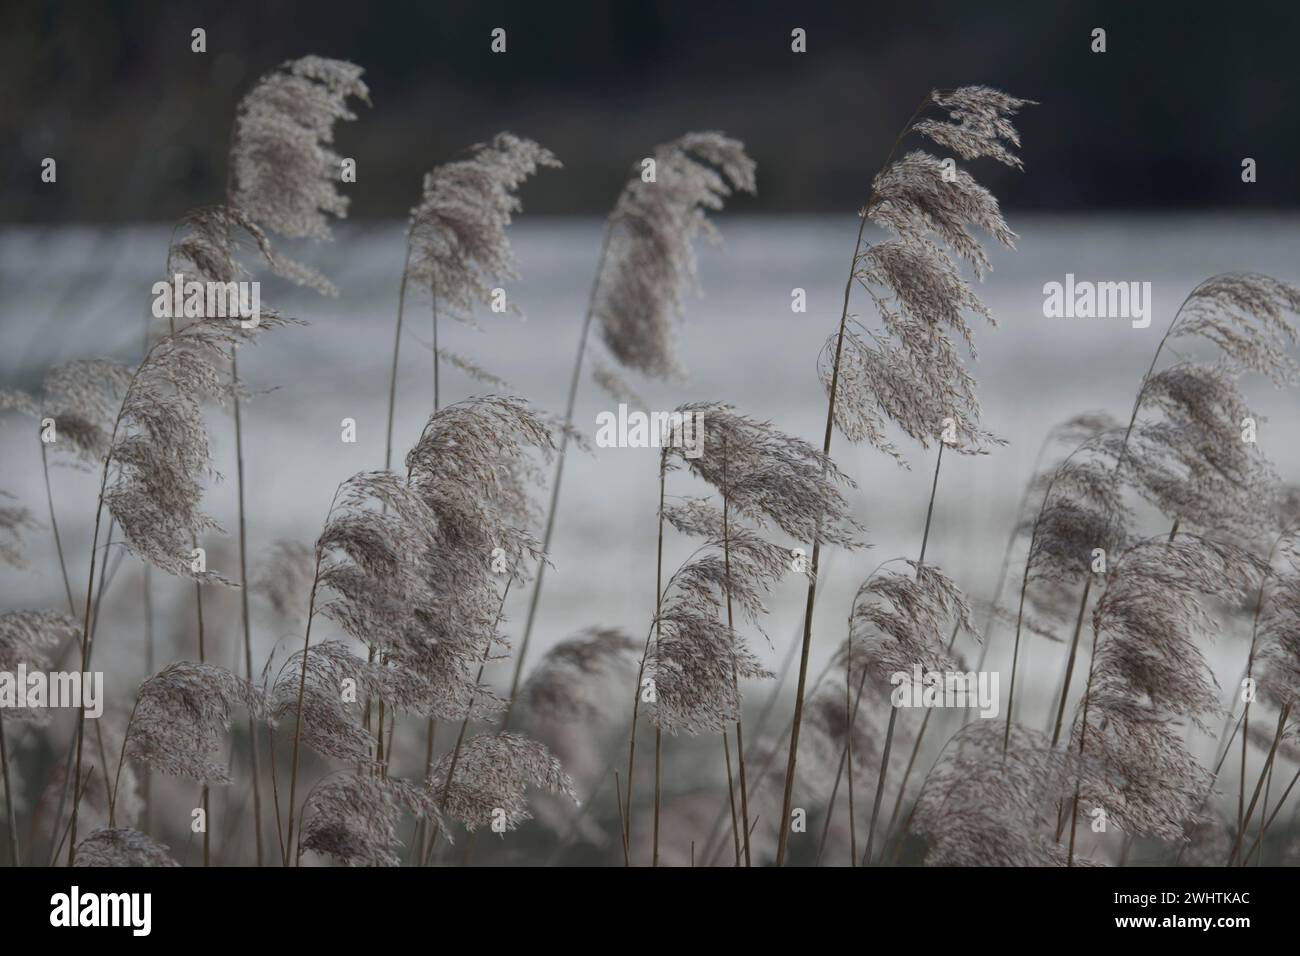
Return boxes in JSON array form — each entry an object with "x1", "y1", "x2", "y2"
[{"x1": 3, "y1": 0, "x2": 1296, "y2": 221}]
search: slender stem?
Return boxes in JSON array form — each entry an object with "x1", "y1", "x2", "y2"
[
  {"x1": 424, "y1": 581, "x2": 511, "y2": 864},
  {"x1": 1238, "y1": 576, "x2": 1268, "y2": 842},
  {"x1": 384, "y1": 252, "x2": 413, "y2": 473},
  {"x1": 774, "y1": 96, "x2": 939, "y2": 865},
  {"x1": 141, "y1": 565, "x2": 153, "y2": 833},
  {"x1": 722, "y1": 732, "x2": 740, "y2": 865},
  {"x1": 623, "y1": 452, "x2": 667, "y2": 864},
  {"x1": 39, "y1": 440, "x2": 77, "y2": 615},
  {"x1": 1066, "y1": 623, "x2": 1102, "y2": 865},
  {"x1": 411, "y1": 717, "x2": 436, "y2": 863},
  {"x1": 720, "y1": 442, "x2": 752, "y2": 865},
  {"x1": 504, "y1": 224, "x2": 614, "y2": 729},
  {"x1": 283, "y1": 487, "x2": 339, "y2": 866},
  {"x1": 1050, "y1": 578, "x2": 1092, "y2": 747},
  {"x1": 231, "y1": 346, "x2": 264, "y2": 866},
  {"x1": 972, "y1": 430, "x2": 1057, "y2": 679},
  {"x1": 815, "y1": 665, "x2": 869, "y2": 864},
  {"x1": 193, "y1": 565, "x2": 209, "y2": 867},
  {"x1": 1003, "y1": 534, "x2": 1034, "y2": 756},
  {"x1": 268, "y1": 727, "x2": 285, "y2": 862},
  {"x1": 108, "y1": 699, "x2": 141, "y2": 824},
  {"x1": 775, "y1": 211, "x2": 870, "y2": 868},
  {"x1": 917, "y1": 442, "x2": 944, "y2": 567},
  {"x1": 1227, "y1": 704, "x2": 1290, "y2": 865},
  {"x1": 845, "y1": 655, "x2": 856, "y2": 865},
  {"x1": 862, "y1": 705, "x2": 898, "y2": 866},
  {"x1": 703, "y1": 557, "x2": 838, "y2": 866},
  {"x1": 652, "y1": 456, "x2": 666, "y2": 867},
  {"x1": 652, "y1": 726, "x2": 662, "y2": 866},
  {"x1": 885, "y1": 620, "x2": 960, "y2": 839},
  {"x1": 0, "y1": 711, "x2": 17, "y2": 866},
  {"x1": 613, "y1": 770, "x2": 628, "y2": 865},
  {"x1": 1239, "y1": 763, "x2": 1300, "y2": 865},
  {"x1": 67, "y1": 451, "x2": 112, "y2": 866}
]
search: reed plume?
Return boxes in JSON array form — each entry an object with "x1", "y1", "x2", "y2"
[
  {"x1": 268, "y1": 641, "x2": 383, "y2": 764},
  {"x1": 1066, "y1": 535, "x2": 1266, "y2": 861},
  {"x1": 913, "y1": 723, "x2": 1100, "y2": 866},
  {"x1": 73, "y1": 827, "x2": 178, "y2": 867},
  {"x1": 229, "y1": 55, "x2": 369, "y2": 293},
  {"x1": 386, "y1": 133, "x2": 557, "y2": 470},
  {"x1": 1004, "y1": 440, "x2": 1130, "y2": 750},
  {"x1": 508, "y1": 134, "x2": 755, "y2": 733},
  {"x1": 0, "y1": 494, "x2": 37, "y2": 570},
  {"x1": 777, "y1": 86, "x2": 1032, "y2": 866},
  {"x1": 116, "y1": 661, "x2": 262, "y2": 790},
  {"x1": 298, "y1": 774, "x2": 442, "y2": 866},
  {"x1": 845, "y1": 560, "x2": 977, "y2": 864},
  {"x1": 517, "y1": 627, "x2": 639, "y2": 724},
  {"x1": 185, "y1": 56, "x2": 367, "y2": 865},
  {"x1": 68, "y1": 312, "x2": 285, "y2": 863},
  {"x1": 661, "y1": 403, "x2": 862, "y2": 863},
  {"x1": 0, "y1": 610, "x2": 79, "y2": 864},
  {"x1": 427, "y1": 732, "x2": 575, "y2": 833}
]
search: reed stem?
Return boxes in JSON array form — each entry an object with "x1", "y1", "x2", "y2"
[
  {"x1": 0, "y1": 711, "x2": 17, "y2": 866},
  {"x1": 231, "y1": 346, "x2": 264, "y2": 865},
  {"x1": 504, "y1": 224, "x2": 614, "y2": 729},
  {"x1": 862, "y1": 705, "x2": 898, "y2": 866},
  {"x1": 282, "y1": 486, "x2": 338, "y2": 866}
]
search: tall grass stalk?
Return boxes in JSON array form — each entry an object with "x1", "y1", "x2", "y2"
[
  {"x1": 230, "y1": 347, "x2": 264, "y2": 864},
  {"x1": 504, "y1": 226, "x2": 613, "y2": 728},
  {"x1": 624, "y1": 450, "x2": 667, "y2": 864},
  {"x1": 281, "y1": 486, "x2": 338, "y2": 866},
  {"x1": 774, "y1": 99, "x2": 929, "y2": 867}
]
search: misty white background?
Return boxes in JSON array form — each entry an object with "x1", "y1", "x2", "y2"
[{"x1": 2, "y1": 214, "x2": 1298, "y2": 768}]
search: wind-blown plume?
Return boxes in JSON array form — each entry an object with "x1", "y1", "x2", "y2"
[
  {"x1": 103, "y1": 312, "x2": 290, "y2": 579},
  {"x1": 648, "y1": 554, "x2": 776, "y2": 735},
  {"x1": 0, "y1": 495, "x2": 39, "y2": 569},
  {"x1": 122, "y1": 661, "x2": 262, "y2": 784},
  {"x1": 1112, "y1": 272, "x2": 1300, "y2": 535},
  {"x1": 298, "y1": 774, "x2": 443, "y2": 867},
  {"x1": 229, "y1": 55, "x2": 369, "y2": 293},
  {"x1": 826, "y1": 87, "x2": 1033, "y2": 460},
  {"x1": 913, "y1": 723, "x2": 1100, "y2": 866},
  {"x1": 268, "y1": 640, "x2": 382, "y2": 763},
  {"x1": 406, "y1": 133, "x2": 560, "y2": 322},
  {"x1": 1111, "y1": 363, "x2": 1277, "y2": 536},
  {"x1": 1071, "y1": 535, "x2": 1266, "y2": 839},
  {"x1": 1, "y1": 360, "x2": 134, "y2": 465},
  {"x1": 847, "y1": 561, "x2": 977, "y2": 685},
  {"x1": 427, "y1": 732, "x2": 576, "y2": 831},
  {"x1": 516, "y1": 627, "x2": 639, "y2": 724},
  {"x1": 73, "y1": 827, "x2": 178, "y2": 867},
  {"x1": 594, "y1": 133, "x2": 756, "y2": 379},
  {"x1": 255, "y1": 539, "x2": 317, "y2": 623},
  {"x1": 665, "y1": 402, "x2": 864, "y2": 550},
  {"x1": 380, "y1": 398, "x2": 554, "y2": 720},
  {"x1": 0, "y1": 611, "x2": 79, "y2": 720}
]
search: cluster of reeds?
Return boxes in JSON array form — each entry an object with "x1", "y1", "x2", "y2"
[{"x1": 4, "y1": 67, "x2": 1300, "y2": 871}]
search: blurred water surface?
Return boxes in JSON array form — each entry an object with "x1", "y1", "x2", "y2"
[{"x1": 2, "y1": 214, "x2": 1298, "y2": 724}]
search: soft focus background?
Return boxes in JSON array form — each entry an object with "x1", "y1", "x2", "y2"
[{"x1": 1, "y1": 1, "x2": 1298, "y2": 865}]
